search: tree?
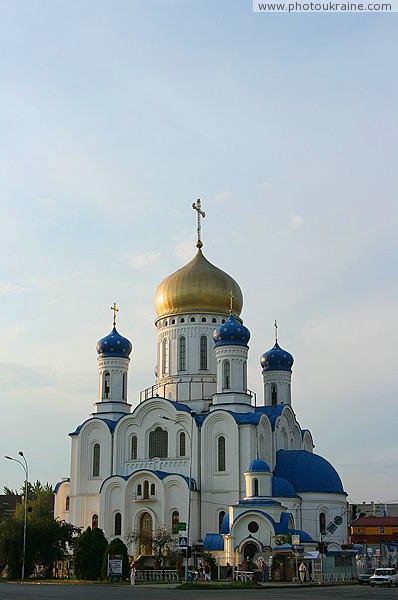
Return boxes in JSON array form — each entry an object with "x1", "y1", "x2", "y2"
[
  {"x1": 101, "y1": 537, "x2": 130, "y2": 580},
  {"x1": 0, "y1": 484, "x2": 78, "y2": 579},
  {"x1": 73, "y1": 527, "x2": 108, "y2": 580},
  {"x1": 273, "y1": 533, "x2": 292, "y2": 546},
  {"x1": 125, "y1": 525, "x2": 178, "y2": 567}
]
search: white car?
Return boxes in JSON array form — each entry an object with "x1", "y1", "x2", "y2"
[{"x1": 369, "y1": 568, "x2": 398, "y2": 587}]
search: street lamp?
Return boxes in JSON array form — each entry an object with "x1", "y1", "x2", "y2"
[
  {"x1": 5, "y1": 451, "x2": 29, "y2": 580},
  {"x1": 160, "y1": 411, "x2": 195, "y2": 582}
]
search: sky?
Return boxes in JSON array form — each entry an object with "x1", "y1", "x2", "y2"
[{"x1": 0, "y1": 0, "x2": 397, "y2": 506}]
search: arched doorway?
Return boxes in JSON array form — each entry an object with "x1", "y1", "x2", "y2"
[
  {"x1": 139, "y1": 512, "x2": 153, "y2": 555},
  {"x1": 242, "y1": 542, "x2": 258, "y2": 565}
]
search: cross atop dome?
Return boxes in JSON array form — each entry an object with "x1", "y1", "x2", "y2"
[
  {"x1": 111, "y1": 302, "x2": 119, "y2": 327},
  {"x1": 192, "y1": 198, "x2": 205, "y2": 249}
]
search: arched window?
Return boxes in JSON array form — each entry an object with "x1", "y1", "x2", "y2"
[
  {"x1": 178, "y1": 336, "x2": 187, "y2": 371},
  {"x1": 223, "y1": 361, "x2": 231, "y2": 389},
  {"x1": 92, "y1": 514, "x2": 98, "y2": 528},
  {"x1": 271, "y1": 384, "x2": 277, "y2": 405},
  {"x1": 200, "y1": 335, "x2": 207, "y2": 370},
  {"x1": 179, "y1": 431, "x2": 186, "y2": 457},
  {"x1": 253, "y1": 478, "x2": 259, "y2": 497},
  {"x1": 150, "y1": 483, "x2": 155, "y2": 496},
  {"x1": 319, "y1": 512, "x2": 326, "y2": 535},
  {"x1": 212, "y1": 318, "x2": 217, "y2": 323},
  {"x1": 180, "y1": 317, "x2": 185, "y2": 323},
  {"x1": 171, "y1": 319, "x2": 175, "y2": 324},
  {"x1": 218, "y1": 511, "x2": 226, "y2": 533},
  {"x1": 114, "y1": 512, "x2": 122, "y2": 536},
  {"x1": 243, "y1": 362, "x2": 247, "y2": 391},
  {"x1": 162, "y1": 338, "x2": 169, "y2": 375},
  {"x1": 190, "y1": 317, "x2": 195, "y2": 322},
  {"x1": 131, "y1": 435, "x2": 137, "y2": 459},
  {"x1": 137, "y1": 484, "x2": 142, "y2": 496},
  {"x1": 65, "y1": 496, "x2": 70, "y2": 511},
  {"x1": 172, "y1": 510, "x2": 179, "y2": 534},
  {"x1": 201, "y1": 317, "x2": 206, "y2": 322},
  {"x1": 143, "y1": 480, "x2": 149, "y2": 499},
  {"x1": 149, "y1": 427, "x2": 168, "y2": 459},
  {"x1": 218, "y1": 436, "x2": 226, "y2": 471},
  {"x1": 122, "y1": 372, "x2": 127, "y2": 400},
  {"x1": 103, "y1": 372, "x2": 110, "y2": 399},
  {"x1": 140, "y1": 512, "x2": 153, "y2": 555},
  {"x1": 92, "y1": 443, "x2": 100, "y2": 477}
]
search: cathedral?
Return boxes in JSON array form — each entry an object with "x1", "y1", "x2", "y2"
[{"x1": 54, "y1": 201, "x2": 348, "y2": 569}]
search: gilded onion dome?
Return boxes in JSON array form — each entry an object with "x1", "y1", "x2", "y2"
[{"x1": 154, "y1": 248, "x2": 243, "y2": 319}]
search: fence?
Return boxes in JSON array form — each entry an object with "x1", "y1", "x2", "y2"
[{"x1": 136, "y1": 569, "x2": 180, "y2": 583}]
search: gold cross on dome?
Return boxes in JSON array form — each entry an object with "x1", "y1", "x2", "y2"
[
  {"x1": 274, "y1": 319, "x2": 278, "y2": 342},
  {"x1": 229, "y1": 290, "x2": 234, "y2": 313},
  {"x1": 192, "y1": 198, "x2": 206, "y2": 248},
  {"x1": 111, "y1": 302, "x2": 119, "y2": 327}
]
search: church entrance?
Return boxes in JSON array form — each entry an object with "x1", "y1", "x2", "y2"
[
  {"x1": 242, "y1": 542, "x2": 258, "y2": 569},
  {"x1": 139, "y1": 512, "x2": 153, "y2": 555}
]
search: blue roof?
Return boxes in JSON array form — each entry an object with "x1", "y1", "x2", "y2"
[
  {"x1": 255, "y1": 404, "x2": 285, "y2": 430},
  {"x1": 203, "y1": 533, "x2": 224, "y2": 551},
  {"x1": 288, "y1": 529, "x2": 314, "y2": 542},
  {"x1": 221, "y1": 512, "x2": 230, "y2": 535},
  {"x1": 213, "y1": 313, "x2": 250, "y2": 348},
  {"x1": 272, "y1": 477, "x2": 297, "y2": 498},
  {"x1": 69, "y1": 417, "x2": 118, "y2": 436},
  {"x1": 96, "y1": 327, "x2": 132, "y2": 358},
  {"x1": 246, "y1": 458, "x2": 271, "y2": 473},
  {"x1": 53, "y1": 479, "x2": 69, "y2": 494},
  {"x1": 274, "y1": 450, "x2": 346, "y2": 495},
  {"x1": 260, "y1": 341, "x2": 294, "y2": 372}
]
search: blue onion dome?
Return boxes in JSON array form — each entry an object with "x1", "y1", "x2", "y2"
[
  {"x1": 96, "y1": 327, "x2": 132, "y2": 358},
  {"x1": 213, "y1": 313, "x2": 251, "y2": 347},
  {"x1": 260, "y1": 341, "x2": 294, "y2": 372},
  {"x1": 246, "y1": 458, "x2": 271, "y2": 473}
]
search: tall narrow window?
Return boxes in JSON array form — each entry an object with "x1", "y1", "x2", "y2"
[
  {"x1": 172, "y1": 510, "x2": 180, "y2": 534},
  {"x1": 150, "y1": 483, "x2": 155, "y2": 496},
  {"x1": 223, "y1": 361, "x2": 231, "y2": 390},
  {"x1": 319, "y1": 512, "x2": 326, "y2": 535},
  {"x1": 162, "y1": 338, "x2": 169, "y2": 375},
  {"x1": 218, "y1": 511, "x2": 226, "y2": 533},
  {"x1": 114, "y1": 512, "x2": 122, "y2": 536},
  {"x1": 218, "y1": 436, "x2": 226, "y2": 471},
  {"x1": 271, "y1": 384, "x2": 277, "y2": 405},
  {"x1": 93, "y1": 443, "x2": 100, "y2": 477},
  {"x1": 200, "y1": 335, "x2": 208, "y2": 370},
  {"x1": 149, "y1": 427, "x2": 168, "y2": 459},
  {"x1": 140, "y1": 512, "x2": 153, "y2": 555},
  {"x1": 65, "y1": 496, "x2": 70, "y2": 511},
  {"x1": 103, "y1": 372, "x2": 110, "y2": 399},
  {"x1": 137, "y1": 484, "x2": 142, "y2": 496},
  {"x1": 143, "y1": 480, "x2": 149, "y2": 499},
  {"x1": 131, "y1": 435, "x2": 137, "y2": 459},
  {"x1": 92, "y1": 514, "x2": 98, "y2": 528},
  {"x1": 243, "y1": 362, "x2": 247, "y2": 391},
  {"x1": 253, "y1": 478, "x2": 259, "y2": 497},
  {"x1": 179, "y1": 432, "x2": 186, "y2": 457},
  {"x1": 178, "y1": 336, "x2": 186, "y2": 371},
  {"x1": 122, "y1": 372, "x2": 127, "y2": 400}
]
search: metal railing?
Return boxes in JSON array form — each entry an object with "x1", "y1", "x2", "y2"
[
  {"x1": 136, "y1": 569, "x2": 180, "y2": 583},
  {"x1": 140, "y1": 378, "x2": 256, "y2": 405},
  {"x1": 312, "y1": 572, "x2": 357, "y2": 584},
  {"x1": 235, "y1": 570, "x2": 254, "y2": 581}
]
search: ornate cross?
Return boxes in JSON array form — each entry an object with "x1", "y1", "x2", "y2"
[
  {"x1": 229, "y1": 290, "x2": 234, "y2": 313},
  {"x1": 192, "y1": 198, "x2": 205, "y2": 248},
  {"x1": 274, "y1": 319, "x2": 278, "y2": 342},
  {"x1": 111, "y1": 302, "x2": 119, "y2": 327}
]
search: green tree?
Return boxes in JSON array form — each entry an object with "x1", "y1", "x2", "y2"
[
  {"x1": 0, "y1": 486, "x2": 78, "y2": 579},
  {"x1": 273, "y1": 533, "x2": 292, "y2": 546},
  {"x1": 101, "y1": 537, "x2": 130, "y2": 580},
  {"x1": 125, "y1": 525, "x2": 177, "y2": 567},
  {"x1": 73, "y1": 527, "x2": 108, "y2": 580}
]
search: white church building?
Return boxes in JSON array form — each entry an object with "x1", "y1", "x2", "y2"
[{"x1": 54, "y1": 201, "x2": 348, "y2": 568}]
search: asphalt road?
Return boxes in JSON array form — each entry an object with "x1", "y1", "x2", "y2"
[{"x1": 1, "y1": 585, "x2": 398, "y2": 600}]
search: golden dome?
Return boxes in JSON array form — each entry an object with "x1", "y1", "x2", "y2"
[{"x1": 154, "y1": 249, "x2": 243, "y2": 319}]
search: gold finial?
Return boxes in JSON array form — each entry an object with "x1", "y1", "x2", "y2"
[
  {"x1": 229, "y1": 290, "x2": 234, "y2": 314},
  {"x1": 274, "y1": 319, "x2": 278, "y2": 343},
  {"x1": 111, "y1": 302, "x2": 119, "y2": 327},
  {"x1": 192, "y1": 198, "x2": 205, "y2": 248}
]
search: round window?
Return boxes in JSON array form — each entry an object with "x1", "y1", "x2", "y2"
[{"x1": 248, "y1": 521, "x2": 259, "y2": 533}]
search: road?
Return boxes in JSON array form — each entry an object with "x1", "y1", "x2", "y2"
[{"x1": 1, "y1": 584, "x2": 397, "y2": 600}]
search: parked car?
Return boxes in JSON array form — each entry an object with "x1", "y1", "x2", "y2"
[
  {"x1": 357, "y1": 568, "x2": 375, "y2": 584},
  {"x1": 369, "y1": 568, "x2": 398, "y2": 587}
]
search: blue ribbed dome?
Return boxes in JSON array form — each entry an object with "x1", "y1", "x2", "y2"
[
  {"x1": 274, "y1": 450, "x2": 345, "y2": 494},
  {"x1": 213, "y1": 313, "x2": 250, "y2": 347},
  {"x1": 96, "y1": 327, "x2": 132, "y2": 358},
  {"x1": 260, "y1": 342, "x2": 294, "y2": 372},
  {"x1": 246, "y1": 458, "x2": 271, "y2": 473},
  {"x1": 272, "y1": 476, "x2": 297, "y2": 498}
]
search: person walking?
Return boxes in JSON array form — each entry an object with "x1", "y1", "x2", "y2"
[
  {"x1": 299, "y1": 561, "x2": 307, "y2": 583},
  {"x1": 130, "y1": 562, "x2": 136, "y2": 587}
]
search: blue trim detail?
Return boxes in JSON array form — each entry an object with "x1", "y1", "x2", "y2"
[
  {"x1": 69, "y1": 417, "x2": 118, "y2": 436},
  {"x1": 203, "y1": 533, "x2": 224, "y2": 551},
  {"x1": 99, "y1": 469, "x2": 197, "y2": 493}
]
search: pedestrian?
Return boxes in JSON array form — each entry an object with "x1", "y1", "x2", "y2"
[
  {"x1": 299, "y1": 561, "x2": 306, "y2": 583},
  {"x1": 130, "y1": 561, "x2": 136, "y2": 587},
  {"x1": 226, "y1": 562, "x2": 232, "y2": 580},
  {"x1": 204, "y1": 562, "x2": 211, "y2": 582}
]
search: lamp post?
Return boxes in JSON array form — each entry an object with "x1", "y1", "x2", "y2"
[
  {"x1": 5, "y1": 451, "x2": 29, "y2": 580},
  {"x1": 160, "y1": 411, "x2": 195, "y2": 582}
]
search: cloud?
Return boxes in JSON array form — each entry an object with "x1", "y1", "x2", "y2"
[
  {"x1": 123, "y1": 251, "x2": 160, "y2": 269},
  {"x1": 0, "y1": 362, "x2": 56, "y2": 391},
  {"x1": 37, "y1": 198, "x2": 72, "y2": 219},
  {"x1": 172, "y1": 240, "x2": 195, "y2": 263},
  {"x1": 214, "y1": 191, "x2": 232, "y2": 204},
  {"x1": 287, "y1": 213, "x2": 304, "y2": 232},
  {"x1": 0, "y1": 282, "x2": 27, "y2": 297}
]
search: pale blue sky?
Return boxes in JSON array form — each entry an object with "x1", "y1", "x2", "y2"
[{"x1": 1, "y1": 1, "x2": 397, "y2": 504}]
